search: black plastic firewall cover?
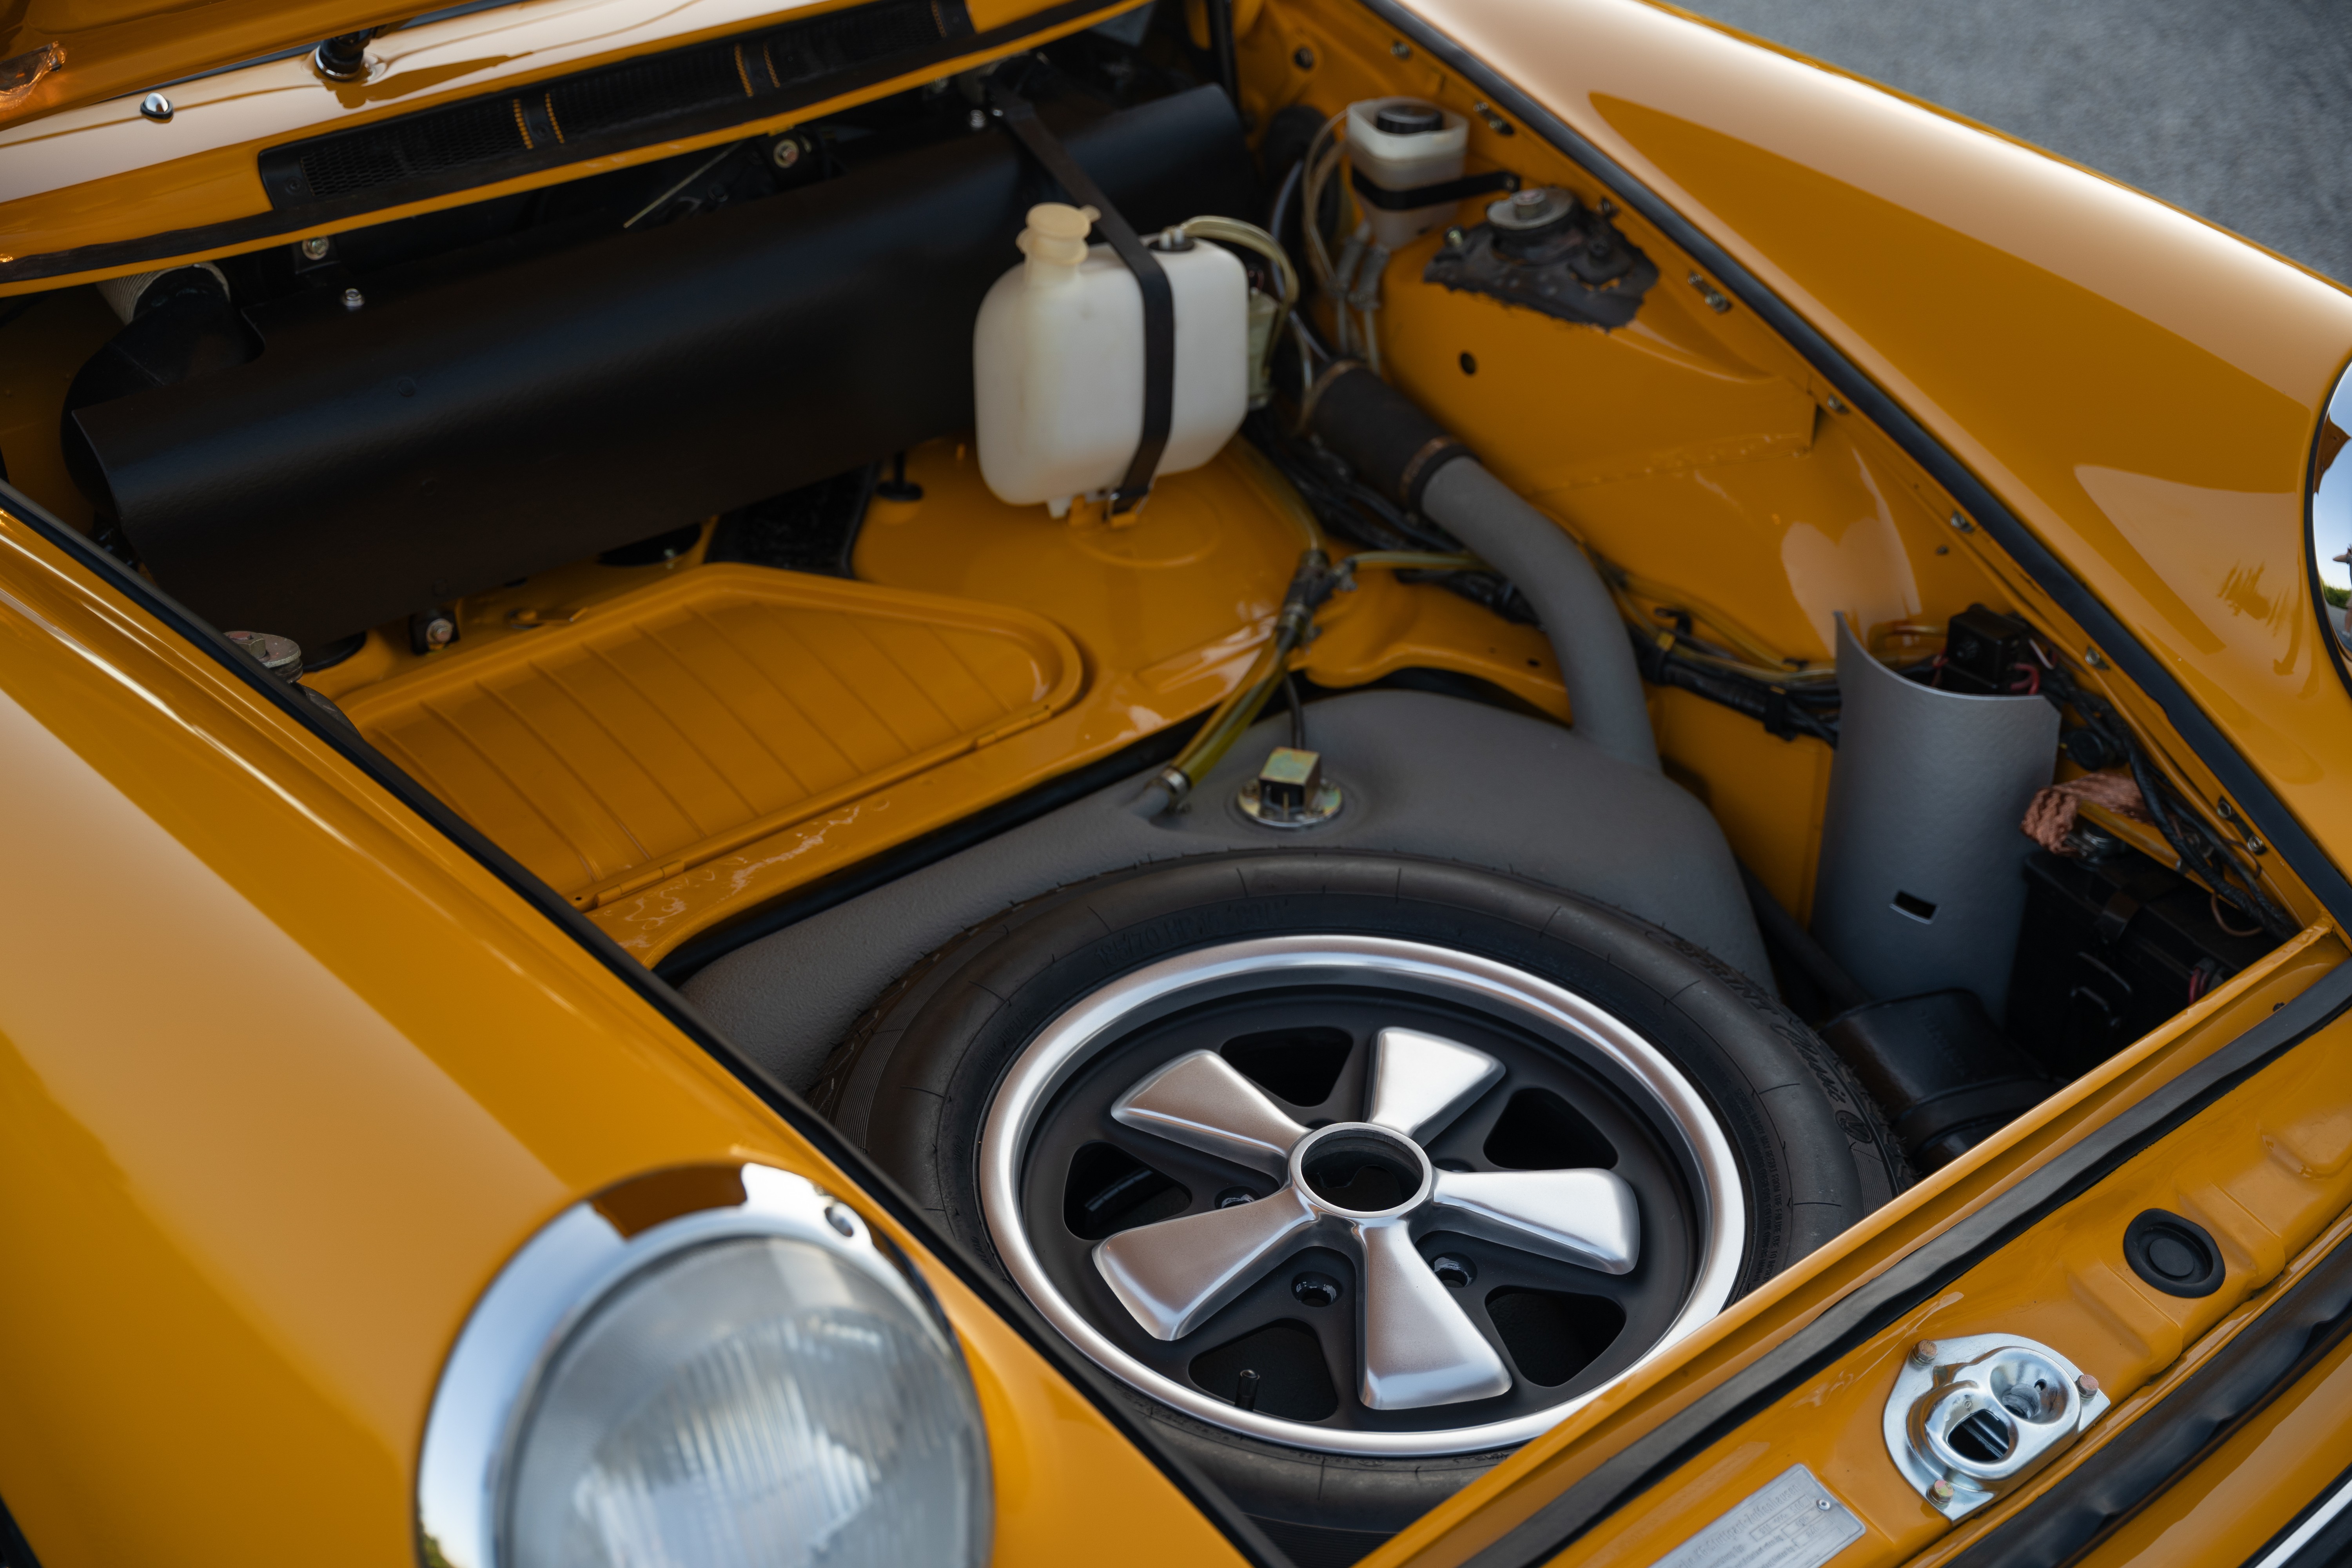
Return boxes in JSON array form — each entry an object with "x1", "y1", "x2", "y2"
[{"x1": 74, "y1": 85, "x2": 1252, "y2": 650}]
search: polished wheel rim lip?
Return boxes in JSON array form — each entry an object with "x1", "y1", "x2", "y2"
[{"x1": 978, "y1": 934, "x2": 1746, "y2": 1456}]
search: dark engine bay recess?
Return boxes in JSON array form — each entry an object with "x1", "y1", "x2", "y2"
[{"x1": 69, "y1": 85, "x2": 1252, "y2": 650}]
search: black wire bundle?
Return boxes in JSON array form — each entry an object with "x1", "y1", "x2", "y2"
[
  {"x1": 1629, "y1": 629, "x2": 1844, "y2": 746},
  {"x1": 2038, "y1": 659, "x2": 2297, "y2": 939}
]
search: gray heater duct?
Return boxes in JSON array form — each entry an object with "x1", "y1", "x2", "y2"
[{"x1": 1811, "y1": 615, "x2": 2058, "y2": 1017}]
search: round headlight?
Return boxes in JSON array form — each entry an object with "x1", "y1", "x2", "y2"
[{"x1": 419, "y1": 1165, "x2": 991, "y2": 1568}]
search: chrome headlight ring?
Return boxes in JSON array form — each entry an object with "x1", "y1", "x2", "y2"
[{"x1": 417, "y1": 1163, "x2": 991, "y2": 1568}]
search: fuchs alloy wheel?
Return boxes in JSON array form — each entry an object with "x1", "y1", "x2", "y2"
[{"x1": 813, "y1": 854, "x2": 1902, "y2": 1559}]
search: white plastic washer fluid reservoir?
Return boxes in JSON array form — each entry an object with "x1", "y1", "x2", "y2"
[
  {"x1": 1345, "y1": 98, "x2": 1468, "y2": 251},
  {"x1": 974, "y1": 202, "x2": 1248, "y2": 516}
]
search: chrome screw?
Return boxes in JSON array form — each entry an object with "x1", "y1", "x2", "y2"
[
  {"x1": 341, "y1": 287, "x2": 365, "y2": 312},
  {"x1": 2086, "y1": 646, "x2": 2109, "y2": 669},
  {"x1": 140, "y1": 92, "x2": 173, "y2": 121},
  {"x1": 1292, "y1": 45, "x2": 1314, "y2": 68},
  {"x1": 1390, "y1": 39, "x2": 1412, "y2": 57},
  {"x1": 421, "y1": 614, "x2": 456, "y2": 649},
  {"x1": 771, "y1": 136, "x2": 802, "y2": 169},
  {"x1": 1909, "y1": 1339, "x2": 1940, "y2": 1367},
  {"x1": 1949, "y1": 510, "x2": 1975, "y2": 532},
  {"x1": 301, "y1": 236, "x2": 331, "y2": 260},
  {"x1": 967, "y1": 107, "x2": 987, "y2": 130}
]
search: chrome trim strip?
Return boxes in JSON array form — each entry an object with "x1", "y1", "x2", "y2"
[
  {"x1": 2252, "y1": 1470, "x2": 2352, "y2": 1568},
  {"x1": 976, "y1": 934, "x2": 1745, "y2": 1457}
]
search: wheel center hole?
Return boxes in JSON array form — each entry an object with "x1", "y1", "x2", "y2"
[{"x1": 1300, "y1": 1127, "x2": 1427, "y2": 1212}]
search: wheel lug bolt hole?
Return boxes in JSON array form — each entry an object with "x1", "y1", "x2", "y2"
[
  {"x1": 1429, "y1": 1254, "x2": 1476, "y2": 1288},
  {"x1": 1291, "y1": 1272, "x2": 1342, "y2": 1308}
]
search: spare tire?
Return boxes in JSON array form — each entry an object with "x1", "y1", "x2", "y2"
[{"x1": 812, "y1": 852, "x2": 1902, "y2": 1564}]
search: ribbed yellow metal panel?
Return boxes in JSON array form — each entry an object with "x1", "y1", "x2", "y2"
[{"x1": 340, "y1": 565, "x2": 1080, "y2": 907}]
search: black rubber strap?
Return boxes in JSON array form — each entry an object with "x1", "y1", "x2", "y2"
[
  {"x1": 1348, "y1": 165, "x2": 1519, "y2": 211},
  {"x1": 990, "y1": 80, "x2": 1174, "y2": 510}
]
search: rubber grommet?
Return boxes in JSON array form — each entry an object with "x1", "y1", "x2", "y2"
[{"x1": 2123, "y1": 1208, "x2": 2225, "y2": 1298}]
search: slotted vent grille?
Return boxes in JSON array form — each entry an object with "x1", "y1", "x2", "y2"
[{"x1": 261, "y1": 0, "x2": 969, "y2": 209}]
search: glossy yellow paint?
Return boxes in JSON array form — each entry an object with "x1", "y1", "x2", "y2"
[
  {"x1": 0, "y1": 0, "x2": 1149, "y2": 290},
  {"x1": 340, "y1": 564, "x2": 1082, "y2": 909},
  {"x1": 0, "y1": 504, "x2": 1248, "y2": 1568},
  {"x1": 1367, "y1": 920, "x2": 2342, "y2": 1566}
]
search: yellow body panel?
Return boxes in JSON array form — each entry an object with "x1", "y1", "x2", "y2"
[
  {"x1": 0, "y1": 506, "x2": 1247, "y2": 1568},
  {"x1": 0, "y1": 0, "x2": 1146, "y2": 290},
  {"x1": 342, "y1": 563, "x2": 1081, "y2": 908}
]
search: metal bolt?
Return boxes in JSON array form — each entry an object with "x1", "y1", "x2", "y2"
[
  {"x1": 300, "y1": 236, "x2": 331, "y2": 260},
  {"x1": 1910, "y1": 1339, "x2": 1940, "y2": 1367},
  {"x1": 1390, "y1": 39, "x2": 1412, "y2": 57},
  {"x1": 1292, "y1": 45, "x2": 1314, "y2": 68},
  {"x1": 1929, "y1": 1480, "x2": 1956, "y2": 1503},
  {"x1": 1949, "y1": 510, "x2": 1974, "y2": 532},
  {"x1": 341, "y1": 287, "x2": 365, "y2": 312},
  {"x1": 2076, "y1": 1372, "x2": 2100, "y2": 1396},
  {"x1": 140, "y1": 92, "x2": 173, "y2": 122},
  {"x1": 967, "y1": 107, "x2": 987, "y2": 131},
  {"x1": 1510, "y1": 188, "x2": 1546, "y2": 212},
  {"x1": 421, "y1": 614, "x2": 456, "y2": 649},
  {"x1": 1817, "y1": 1497, "x2": 1833, "y2": 1512},
  {"x1": 824, "y1": 1203, "x2": 857, "y2": 1237},
  {"x1": 2085, "y1": 646, "x2": 2109, "y2": 669},
  {"x1": 1443, "y1": 226, "x2": 1467, "y2": 247},
  {"x1": 771, "y1": 136, "x2": 802, "y2": 169},
  {"x1": 1824, "y1": 392, "x2": 1847, "y2": 413}
]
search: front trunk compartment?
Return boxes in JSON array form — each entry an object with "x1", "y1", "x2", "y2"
[{"x1": 0, "y1": 1, "x2": 2343, "y2": 1562}]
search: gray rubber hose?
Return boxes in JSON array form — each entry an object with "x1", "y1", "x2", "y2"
[
  {"x1": 1304, "y1": 360, "x2": 1659, "y2": 773},
  {"x1": 1418, "y1": 458, "x2": 1658, "y2": 772}
]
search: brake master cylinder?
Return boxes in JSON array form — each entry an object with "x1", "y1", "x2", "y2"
[
  {"x1": 1344, "y1": 98, "x2": 1468, "y2": 249},
  {"x1": 973, "y1": 202, "x2": 1247, "y2": 515}
]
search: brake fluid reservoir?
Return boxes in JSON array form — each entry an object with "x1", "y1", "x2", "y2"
[
  {"x1": 975, "y1": 203, "x2": 1248, "y2": 516},
  {"x1": 1345, "y1": 99, "x2": 1468, "y2": 250}
]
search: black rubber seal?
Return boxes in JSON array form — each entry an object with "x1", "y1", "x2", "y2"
[
  {"x1": 991, "y1": 79, "x2": 1174, "y2": 511},
  {"x1": 1350, "y1": 0, "x2": 2352, "y2": 941},
  {"x1": 0, "y1": 474, "x2": 1286, "y2": 1568},
  {"x1": 1347, "y1": 165, "x2": 1518, "y2": 211},
  {"x1": 1947, "y1": 1220, "x2": 2352, "y2": 1568},
  {"x1": 0, "y1": 0, "x2": 1116, "y2": 288},
  {"x1": 1304, "y1": 359, "x2": 1472, "y2": 511},
  {"x1": 1448, "y1": 958, "x2": 2352, "y2": 1568},
  {"x1": 2124, "y1": 1207, "x2": 2227, "y2": 1298}
]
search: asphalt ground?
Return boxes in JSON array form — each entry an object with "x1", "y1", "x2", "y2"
[{"x1": 1673, "y1": 0, "x2": 2352, "y2": 285}]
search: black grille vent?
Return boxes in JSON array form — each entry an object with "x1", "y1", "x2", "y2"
[{"x1": 261, "y1": 0, "x2": 970, "y2": 209}]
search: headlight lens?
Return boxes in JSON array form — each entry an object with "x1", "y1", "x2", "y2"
[
  {"x1": 420, "y1": 1166, "x2": 991, "y2": 1568},
  {"x1": 508, "y1": 1236, "x2": 987, "y2": 1568}
]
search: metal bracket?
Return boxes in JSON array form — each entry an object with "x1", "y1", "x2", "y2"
[{"x1": 1883, "y1": 1333, "x2": 2110, "y2": 1519}]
